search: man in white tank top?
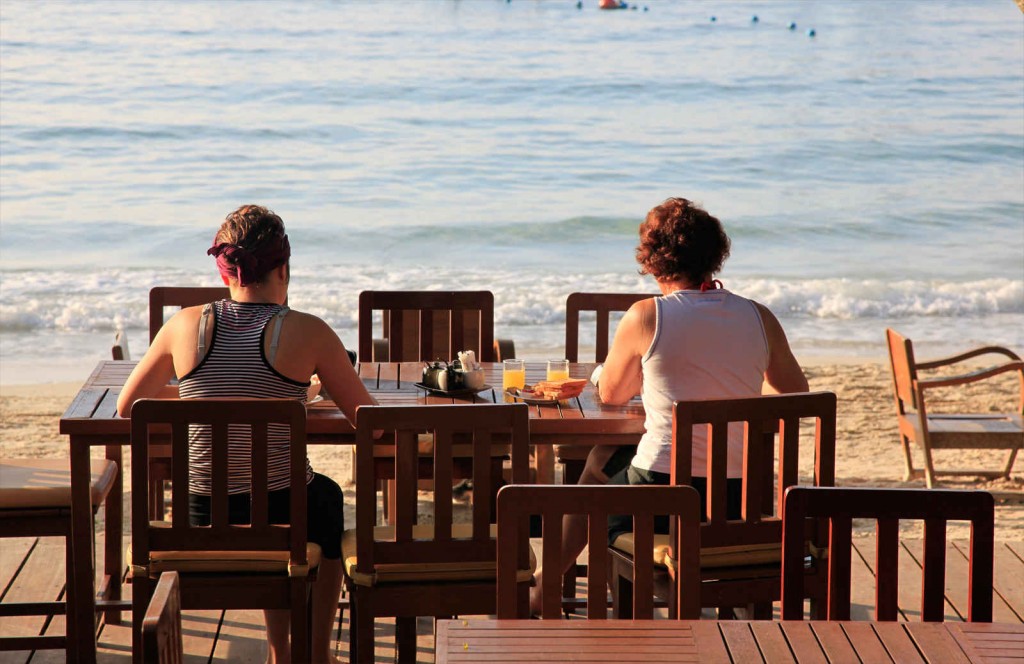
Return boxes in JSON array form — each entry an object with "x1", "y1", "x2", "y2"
[{"x1": 530, "y1": 197, "x2": 808, "y2": 615}]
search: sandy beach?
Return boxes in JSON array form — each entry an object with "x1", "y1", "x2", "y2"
[{"x1": 2, "y1": 360, "x2": 1020, "y2": 542}]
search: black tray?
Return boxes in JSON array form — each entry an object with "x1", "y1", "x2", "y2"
[{"x1": 414, "y1": 382, "x2": 493, "y2": 398}]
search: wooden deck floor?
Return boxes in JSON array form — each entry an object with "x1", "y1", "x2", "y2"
[{"x1": 2, "y1": 535, "x2": 1022, "y2": 663}]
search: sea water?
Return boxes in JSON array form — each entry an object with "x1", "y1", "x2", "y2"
[{"x1": 1, "y1": 0, "x2": 1022, "y2": 385}]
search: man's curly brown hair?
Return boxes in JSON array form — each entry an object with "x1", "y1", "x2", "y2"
[{"x1": 635, "y1": 197, "x2": 731, "y2": 285}]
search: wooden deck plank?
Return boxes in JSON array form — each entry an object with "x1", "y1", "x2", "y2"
[
  {"x1": 850, "y1": 536, "x2": 894, "y2": 621},
  {"x1": 0, "y1": 540, "x2": 66, "y2": 664},
  {"x1": 898, "y1": 539, "x2": 960, "y2": 622},
  {"x1": 966, "y1": 541, "x2": 1024, "y2": 623},
  {"x1": 211, "y1": 609, "x2": 267, "y2": 663},
  {"x1": 0, "y1": 538, "x2": 35, "y2": 598},
  {"x1": 942, "y1": 540, "x2": 1021, "y2": 624},
  {"x1": 1006, "y1": 541, "x2": 1024, "y2": 563}
]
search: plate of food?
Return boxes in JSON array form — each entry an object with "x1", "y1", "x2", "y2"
[
  {"x1": 414, "y1": 383, "x2": 493, "y2": 399},
  {"x1": 507, "y1": 378, "x2": 589, "y2": 405}
]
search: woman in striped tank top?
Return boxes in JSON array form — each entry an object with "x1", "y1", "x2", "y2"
[{"x1": 118, "y1": 205, "x2": 374, "y2": 664}]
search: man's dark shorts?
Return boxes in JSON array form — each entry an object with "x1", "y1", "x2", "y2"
[{"x1": 605, "y1": 463, "x2": 744, "y2": 546}]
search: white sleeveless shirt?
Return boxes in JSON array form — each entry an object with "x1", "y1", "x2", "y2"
[{"x1": 632, "y1": 289, "x2": 769, "y2": 477}]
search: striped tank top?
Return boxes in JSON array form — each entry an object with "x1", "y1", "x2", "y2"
[{"x1": 178, "y1": 300, "x2": 313, "y2": 495}]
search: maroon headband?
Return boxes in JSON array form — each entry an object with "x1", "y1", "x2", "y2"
[{"x1": 207, "y1": 234, "x2": 290, "y2": 287}]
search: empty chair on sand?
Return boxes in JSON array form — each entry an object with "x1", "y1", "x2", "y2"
[{"x1": 885, "y1": 328, "x2": 1023, "y2": 488}]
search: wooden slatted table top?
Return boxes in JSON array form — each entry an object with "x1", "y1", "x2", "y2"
[
  {"x1": 435, "y1": 619, "x2": 1024, "y2": 663},
  {"x1": 59, "y1": 360, "x2": 646, "y2": 442}
]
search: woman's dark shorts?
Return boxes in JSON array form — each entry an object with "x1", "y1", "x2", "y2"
[
  {"x1": 605, "y1": 464, "x2": 743, "y2": 546},
  {"x1": 189, "y1": 472, "x2": 345, "y2": 559}
]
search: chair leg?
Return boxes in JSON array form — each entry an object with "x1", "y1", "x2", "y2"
[
  {"x1": 131, "y1": 575, "x2": 153, "y2": 664},
  {"x1": 920, "y1": 439, "x2": 938, "y2": 488},
  {"x1": 609, "y1": 560, "x2": 633, "y2": 620},
  {"x1": 64, "y1": 529, "x2": 78, "y2": 659},
  {"x1": 396, "y1": 616, "x2": 416, "y2": 664},
  {"x1": 352, "y1": 588, "x2": 374, "y2": 664},
  {"x1": 899, "y1": 434, "x2": 917, "y2": 481},
  {"x1": 1003, "y1": 448, "x2": 1019, "y2": 478},
  {"x1": 290, "y1": 579, "x2": 310, "y2": 664}
]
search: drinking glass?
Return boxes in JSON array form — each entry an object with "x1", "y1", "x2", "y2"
[
  {"x1": 502, "y1": 359, "x2": 526, "y2": 400},
  {"x1": 546, "y1": 359, "x2": 570, "y2": 381}
]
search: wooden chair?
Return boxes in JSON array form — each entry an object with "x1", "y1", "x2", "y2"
[
  {"x1": 129, "y1": 398, "x2": 316, "y2": 664},
  {"x1": 609, "y1": 392, "x2": 837, "y2": 619},
  {"x1": 357, "y1": 289, "x2": 503, "y2": 363},
  {"x1": 781, "y1": 486, "x2": 994, "y2": 622},
  {"x1": 141, "y1": 571, "x2": 184, "y2": 664},
  {"x1": 496, "y1": 484, "x2": 702, "y2": 619},
  {"x1": 148, "y1": 286, "x2": 229, "y2": 343},
  {"x1": 885, "y1": 328, "x2": 1023, "y2": 488},
  {"x1": 0, "y1": 458, "x2": 118, "y2": 657},
  {"x1": 146, "y1": 286, "x2": 230, "y2": 520},
  {"x1": 112, "y1": 328, "x2": 130, "y2": 360},
  {"x1": 344, "y1": 404, "x2": 531, "y2": 663},
  {"x1": 557, "y1": 292, "x2": 655, "y2": 485},
  {"x1": 357, "y1": 290, "x2": 512, "y2": 518}
]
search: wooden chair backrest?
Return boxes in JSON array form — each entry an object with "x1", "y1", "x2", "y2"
[
  {"x1": 357, "y1": 290, "x2": 496, "y2": 363},
  {"x1": 564, "y1": 292, "x2": 655, "y2": 362},
  {"x1": 149, "y1": 287, "x2": 230, "y2": 343},
  {"x1": 886, "y1": 328, "x2": 920, "y2": 414},
  {"x1": 782, "y1": 486, "x2": 994, "y2": 622},
  {"x1": 672, "y1": 392, "x2": 837, "y2": 549},
  {"x1": 496, "y1": 485, "x2": 702, "y2": 620},
  {"x1": 130, "y1": 399, "x2": 308, "y2": 570},
  {"x1": 353, "y1": 404, "x2": 529, "y2": 577},
  {"x1": 142, "y1": 571, "x2": 184, "y2": 664}
]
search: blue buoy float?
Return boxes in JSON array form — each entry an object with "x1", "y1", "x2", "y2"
[
  {"x1": 807, "y1": 28, "x2": 816, "y2": 37},
  {"x1": 751, "y1": 15, "x2": 759, "y2": 23},
  {"x1": 576, "y1": 0, "x2": 582, "y2": 8},
  {"x1": 788, "y1": 21, "x2": 797, "y2": 30},
  {"x1": 709, "y1": 15, "x2": 716, "y2": 22}
]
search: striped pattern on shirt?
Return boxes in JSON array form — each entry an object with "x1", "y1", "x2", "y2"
[{"x1": 178, "y1": 299, "x2": 312, "y2": 495}]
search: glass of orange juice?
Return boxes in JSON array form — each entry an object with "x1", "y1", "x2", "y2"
[
  {"x1": 546, "y1": 359, "x2": 569, "y2": 381},
  {"x1": 502, "y1": 359, "x2": 526, "y2": 401}
]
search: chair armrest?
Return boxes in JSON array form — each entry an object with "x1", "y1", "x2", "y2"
[
  {"x1": 915, "y1": 360, "x2": 1024, "y2": 391},
  {"x1": 916, "y1": 345, "x2": 1021, "y2": 370}
]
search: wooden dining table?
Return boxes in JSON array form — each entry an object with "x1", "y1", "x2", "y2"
[
  {"x1": 58, "y1": 359, "x2": 645, "y2": 663},
  {"x1": 435, "y1": 618, "x2": 1024, "y2": 663}
]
